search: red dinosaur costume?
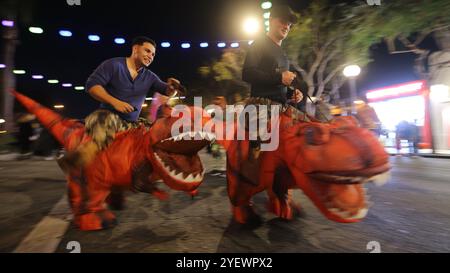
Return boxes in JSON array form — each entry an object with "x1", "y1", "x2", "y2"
[
  {"x1": 13, "y1": 91, "x2": 213, "y2": 230},
  {"x1": 218, "y1": 101, "x2": 391, "y2": 224}
]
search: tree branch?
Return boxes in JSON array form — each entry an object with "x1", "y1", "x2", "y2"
[{"x1": 323, "y1": 63, "x2": 348, "y2": 87}]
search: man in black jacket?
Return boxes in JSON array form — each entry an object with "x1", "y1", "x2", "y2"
[
  {"x1": 242, "y1": 4, "x2": 303, "y2": 107},
  {"x1": 241, "y1": 5, "x2": 304, "y2": 165}
]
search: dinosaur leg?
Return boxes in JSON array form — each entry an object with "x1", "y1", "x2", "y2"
[
  {"x1": 84, "y1": 183, "x2": 117, "y2": 230},
  {"x1": 227, "y1": 163, "x2": 261, "y2": 224},
  {"x1": 68, "y1": 173, "x2": 117, "y2": 231},
  {"x1": 267, "y1": 166, "x2": 300, "y2": 220},
  {"x1": 67, "y1": 174, "x2": 84, "y2": 217},
  {"x1": 106, "y1": 185, "x2": 126, "y2": 210}
]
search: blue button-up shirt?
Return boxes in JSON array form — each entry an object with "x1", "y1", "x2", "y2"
[{"x1": 86, "y1": 57, "x2": 168, "y2": 121}]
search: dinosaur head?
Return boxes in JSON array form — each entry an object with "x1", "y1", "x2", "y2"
[
  {"x1": 147, "y1": 105, "x2": 214, "y2": 192},
  {"x1": 281, "y1": 115, "x2": 390, "y2": 223}
]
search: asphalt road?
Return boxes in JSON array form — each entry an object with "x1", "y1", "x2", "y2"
[{"x1": 0, "y1": 152, "x2": 449, "y2": 253}]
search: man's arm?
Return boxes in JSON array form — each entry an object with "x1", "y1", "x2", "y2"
[
  {"x1": 150, "y1": 73, "x2": 181, "y2": 97},
  {"x1": 85, "y1": 59, "x2": 134, "y2": 113},
  {"x1": 88, "y1": 85, "x2": 134, "y2": 113}
]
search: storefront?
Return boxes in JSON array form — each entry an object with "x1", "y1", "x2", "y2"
[
  {"x1": 365, "y1": 80, "x2": 433, "y2": 154},
  {"x1": 429, "y1": 51, "x2": 450, "y2": 154}
]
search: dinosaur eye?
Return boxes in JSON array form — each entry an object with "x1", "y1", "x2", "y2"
[
  {"x1": 304, "y1": 124, "x2": 330, "y2": 145},
  {"x1": 305, "y1": 127, "x2": 315, "y2": 145}
]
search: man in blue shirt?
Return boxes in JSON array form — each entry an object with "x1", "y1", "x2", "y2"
[
  {"x1": 58, "y1": 36, "x2": 181, "y2": 172},
  {"x1": 86, "y1": 36, "x2": 179, "y2": 122}
]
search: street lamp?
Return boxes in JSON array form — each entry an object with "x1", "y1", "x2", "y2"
[
  {"x1": 243, "y1": 18, "x2": 259, "y2": 35},
  {"x1": 343, "y1": 65, "x2": 361, "y2": 114}
]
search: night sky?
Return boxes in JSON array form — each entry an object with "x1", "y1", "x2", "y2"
[{"x1": 4, "y1": 0, "x2": 428, "y2": 118}]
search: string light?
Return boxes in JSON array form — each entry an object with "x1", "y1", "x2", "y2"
[
  {"x1": 88, "y1": 35, "x2": 100, "y2": 42},
  {"x1": 59, "y1": 30, "x2": 72, "y2": 37},
  {"x1": 161, "y1": 42, "x2": 171, "y2": 48},
  {"x1": 114, "y1": 38, "x2": 126, "y2": 44},
  {"x1": 1, "y1": 20, "x2": 14, "y2": 27},
  {"x1": 29, "y1": 27, "x2": 44, "y2": 34}
]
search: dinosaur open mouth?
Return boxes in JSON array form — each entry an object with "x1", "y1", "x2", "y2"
[
  {"x1": 308, "y1": 170, "x2": 390, "y2": 221},
  {"x1": 155, "y1": 131, "x2": 215, "y2": 155},
  {"x1": 309, "y1": 170, "x2": 390, "y2": 185},
  {"x1": 161, "y1": 131, "x2": 216, "y2": 143},
  {"x1": 153, "y1": 149, "x2": 204, "y2": 183},
  {"x1": 152, "y1": 131, "x2": 215, "y2": 184}
]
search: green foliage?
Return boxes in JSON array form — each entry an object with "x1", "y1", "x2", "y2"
[
  {"x1": 284, "y1": 0, "x2": 385, "y2": 96},
  {"x1": 377, "y1": 0, "x2": 450, "y2": 39},
  {"x1": 197, "y1": 49, "x2": 250, "y2": 103}
]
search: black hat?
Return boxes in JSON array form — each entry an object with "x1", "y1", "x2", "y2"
[{"x1": 270, "y1": 5, "x2": 298, "y2": 24}]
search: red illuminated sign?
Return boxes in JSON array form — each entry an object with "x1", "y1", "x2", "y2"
[{"x1": 366, "y1": 81, "x2": 425, "y2": 101}]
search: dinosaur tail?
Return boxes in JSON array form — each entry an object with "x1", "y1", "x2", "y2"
[{"x1": 12, "y1": 90, "x2": 85, "y2": 150}]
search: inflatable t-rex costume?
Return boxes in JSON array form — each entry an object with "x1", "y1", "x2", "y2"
[
  {"x1": 13, "y1": 91, "x2": 213, "y2": 230},
  {"x1": 219, "y1": 99, "x2": 391, "y2": 224}
]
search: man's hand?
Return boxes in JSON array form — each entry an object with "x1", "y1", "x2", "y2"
[
  {"x1": 282, "y1": 71, "x2": 296, "y2": 86},
  {"x1": 158, "y1": 94, "x2": 169, "y2": 106},
  {"x1": 166, "y1": 77, "x2": 181, "y2": 97},
  {"x1": 291, "y1": 89, "x2": 303, "y2": 104},
  {"x1": 212, "y1": 96, "x2": 227, "y2": 109},
  {"x1": 112, "y1": 100, "x2": 135, "y2": 113}
]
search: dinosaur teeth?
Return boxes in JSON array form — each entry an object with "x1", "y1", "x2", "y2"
[
  {"x1": 329, "y1": 208, "x2": 352, "y2": 219},
  {"x1": 329, "y1": 207, "x2": 369, "y2": 220},
  {"x1": 370, "y1": 171, "x2": 390, "y2": 186},
  {"x1": 350, "y1": 208, "x2": 368, "y2": 219},
  {"x1": 205, "y1": 132, "x2": 216, "y2": 141},
  {"x1": 154, "y1": 152, "x2": 204, "y2": 184},
  {"x1": 195, "y1": 131, "x2": 203, "y2": 140},
  {"x1": 174, "y1": 172, "x2": 184, "y2": 180},
  {"x1": 329, "y1": 208, "x2": 340, "y2": 214},
  {"x1": 162, "y1": 131, "x2": 216, "y2": 142},
  {"x1": 175, "y1": 134, "x2": 184, "y2": 141},
  {"x1": 351, "y1": 177, "x2": 362, "y2": 183},
  {"x1": 185, "y1": 174, "x2": 195, "y2": 182}
]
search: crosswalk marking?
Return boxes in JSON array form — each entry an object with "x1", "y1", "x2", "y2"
[{"x1": 13, "y1": 195, "x2": 72, "y2": 253}]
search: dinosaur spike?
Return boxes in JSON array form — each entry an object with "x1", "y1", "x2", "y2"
[{"x1": 12, "y1": 91, "x2": 85, "y2": 150}]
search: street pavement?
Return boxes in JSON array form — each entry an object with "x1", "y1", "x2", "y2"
[{"x1": 0, "y1": 151, "x2": 449, "y2": 253}]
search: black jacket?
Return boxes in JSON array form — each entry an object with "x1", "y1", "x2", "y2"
[{"x1": 242, "y1": 35, "x2": 290, "y2": 103}]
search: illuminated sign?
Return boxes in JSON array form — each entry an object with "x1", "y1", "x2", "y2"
[{"x1": 366, "y1": 81, "x2": 424, "y2": 101}]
